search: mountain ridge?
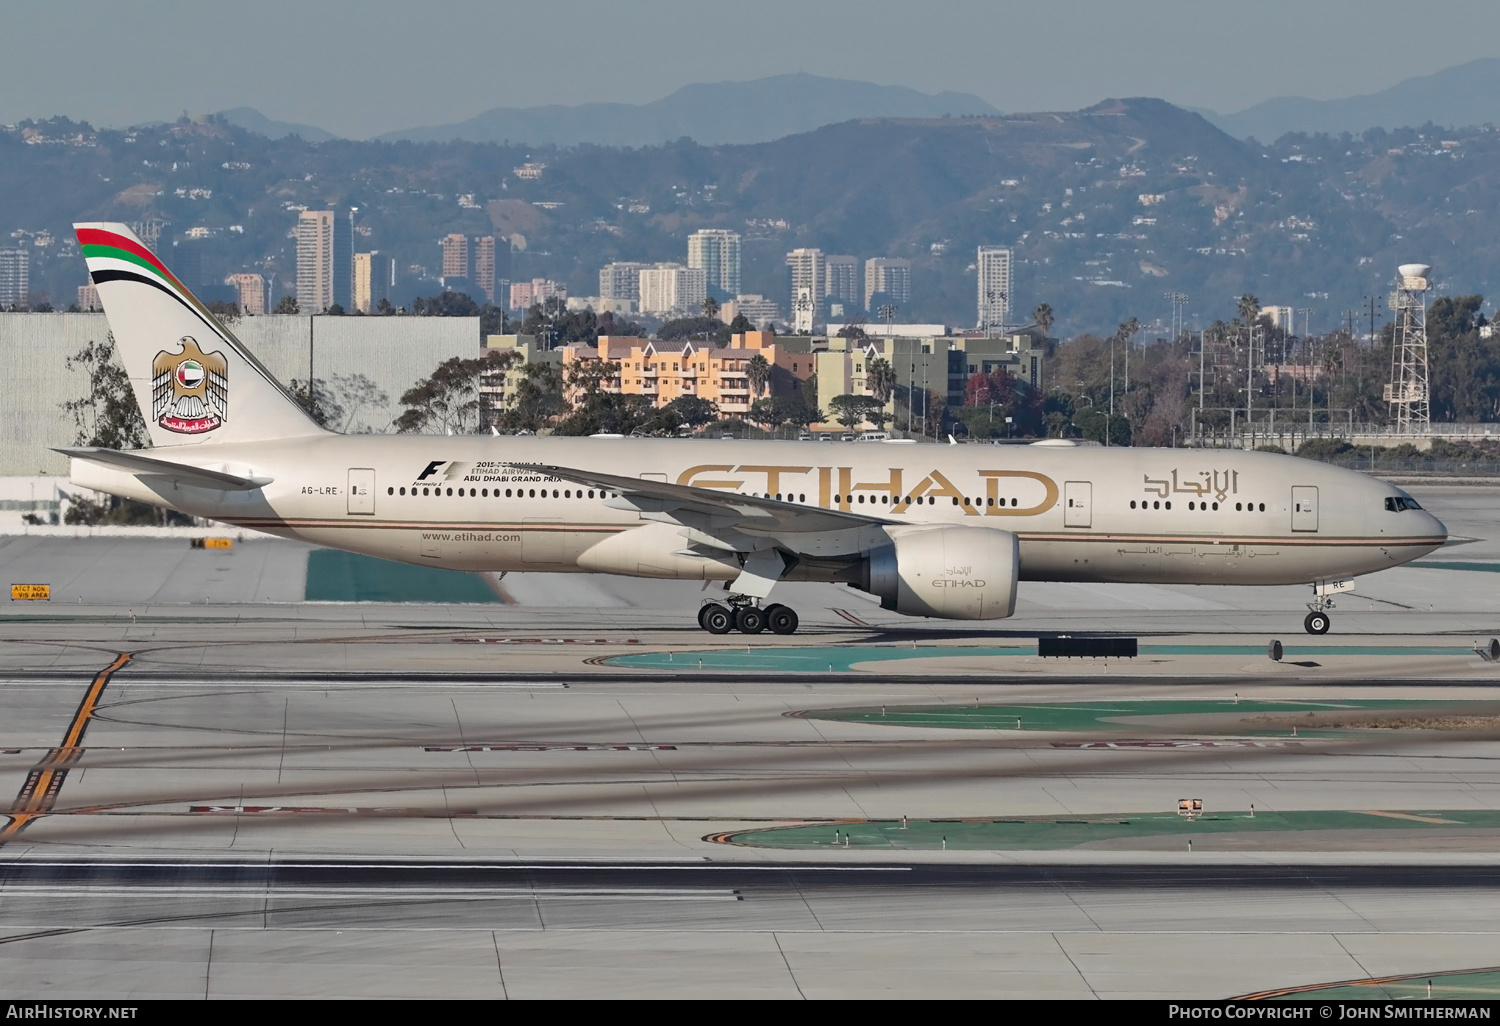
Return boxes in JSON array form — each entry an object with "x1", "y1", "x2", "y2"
[{"x1": 1202, "y1": 58, "x2": 1500, "y2": 140}]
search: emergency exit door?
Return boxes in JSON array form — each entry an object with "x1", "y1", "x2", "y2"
[
  {"x1": 348, "y1": 468, "x2": 376, "y2": 515},
  {"x1": 1291, "y1": 485, "x2": 1318, "y2": 532},
  {"x1": 1064, "y1": 481, "x2": 1092, "y2": 528}
]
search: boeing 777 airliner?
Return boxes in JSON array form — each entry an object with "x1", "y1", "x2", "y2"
[{"x1": 64, "y1": 223, "x2": 1447, "y2": 635}]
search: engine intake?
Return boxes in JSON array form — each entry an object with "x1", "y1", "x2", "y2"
[{"x1": 860, "y1": 525, "x2": 1019, "y2": 620}]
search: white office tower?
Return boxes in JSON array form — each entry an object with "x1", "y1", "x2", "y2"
[
  {"x1": 599, "y1": 261, "x2": 650, "y2": 301},
  {"x1": 295, "y1": 210, "x2": 335, "y2": 312},
  {"x1": 863, "y1": 257, "x2": 911, "y2": 311},
  {"x1": 687, "y1": 229, "x2": 742, "y2": 296},
  {"x1": 638, "y1": 263, "x2": 707, "y2": 316},
  {"x1": 786, "y1": 248, "x2": 825, "y2": 320},
  {"x1": 977, "y1": 246, "x2": 1013, "y2": 334},
  {"x1": 825, "y1": 255, "x2": 859, "y2": 306},
  {"x1": 0, "y1": 250, "x2": 30, "y2": 309}
]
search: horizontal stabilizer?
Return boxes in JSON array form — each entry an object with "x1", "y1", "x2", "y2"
[{"x1": 56, "y1": 447, "x2": 272, "y2": 491}]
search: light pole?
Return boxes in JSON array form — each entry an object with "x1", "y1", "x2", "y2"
[{"x1": 878, "y1": 304, "x2": 896, "y2": 337}]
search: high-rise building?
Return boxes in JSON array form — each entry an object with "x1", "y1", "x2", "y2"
[
  {"x1": 786, "y1": 248, "x2": 824, "y2": 313},
  {"x1": 599, "y1": 261, "x2": 650, "y2": 301},
  {"x1": 440, "y1": 233, "x2": 469, "y2": 280},
  {"x1": 976, "y1": 246, "x2": 1013, "y2": 333},
  {"x1": 0, "y1": 250, "x2": 30, "y2": 310},
  {"x1": 864, "y1": 257, "x2": 911, "y2": 311},
  {"x1": 509, "y1": 278, "x2": 567, "y2": 311},
  {"x1": 638, "y1": 263, "x2": 707, "y2": 316},
  {"x1": 352, "y1": 254, "x2": 394, "y2": 313},
  {"x1": 473, "y1": 236, "x2": 496, "y2": 303},
  {"x1": 224, "y1": 273, "x2": 267, "y2": 315},
  {"x1": 687, "y1": 229, "x2": 741, "y2": 296},
  {"x1": 295, "y1": 211, "x2": 335, "y2": 313},
  {"x1": 334, "y1": 209, "x2": 353, "y2": 311},
  {"x1": 77, "y1": 282, "x2": 102, "y2": 312},
  {"x1": 825, "y1": 255, "x2": 859, "y2": 305}
]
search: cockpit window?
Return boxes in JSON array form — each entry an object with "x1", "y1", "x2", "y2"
[{"x1": 1384, "y1": 496, "x2": 1423, "y2": 512}]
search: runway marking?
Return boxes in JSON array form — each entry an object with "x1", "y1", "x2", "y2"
[
  {"x1": 1, "y1": 652, "x2": 131, "y2": 844},
  {"x1": 423, "y1": 743, "x2": 677, "y2": 752},
  {"x1": 1050, "y1": 739, "x2": 1303, "y2": 749},
  {"x1": 455, "y1": 637, "x2": 641, "y2": 645},
  {"x1": 0, "y1": 885, "x2": 740, "y2": 901},
  {"x1": 1360, "y1": 810, "x2": 1461, "y2": 824},
  {"x1": 190, "y1": 806, "x2": 482, "y2": 816}
]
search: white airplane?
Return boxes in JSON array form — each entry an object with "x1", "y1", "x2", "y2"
[{"x1": 65, "y1": 222, "x2": 1447, "y2": 636}]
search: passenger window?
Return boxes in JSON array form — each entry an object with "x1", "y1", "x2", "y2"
[
  {"x1": 1165, "y1": 501, "x2": 1171, "y2": 510},
  {"x1": 1130, "y1": 500, "x2": 1136, "y2": 509},
  {"x1": 1189, "y1": 501, "x2": 1195, "y2": 510}
]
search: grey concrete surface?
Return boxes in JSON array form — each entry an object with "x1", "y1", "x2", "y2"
[{"x1": 0, "y1": 484, "x2": 1497, "y2": 998}]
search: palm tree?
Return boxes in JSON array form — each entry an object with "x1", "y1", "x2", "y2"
[
  {"x1": 702, "y1": 296, "x2": 720, "y2": 320},
  {"x1": 746, "y1": 354, "x2": 770, "y2": 398},
  {"x1": 1237, "y1": 294, "x2": 1260, "y2": 326},
  {"x1": 1033, "y1": 303, "x2": 1054, "y2": 339}
]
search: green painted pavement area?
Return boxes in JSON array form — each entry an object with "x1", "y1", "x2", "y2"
[
  {"x1": 1414, "y1": 560, "x2": 1500, "y2": 573},
  {"x1": 800, "y1": 698, "x2": 1481, "y2": 733},
  {"x1": 723, "y1": 809, "x2": 1500, "y2": 850},
  {"x1": 608, "y1": 643, "x2": 1475, "y2": 672},
  {"x1": 305, "y1": 549, "x2": 498, "y2": 603},
  {"x1": 1250, "y1": 968, "x2": 1500, "y2": 1001}
]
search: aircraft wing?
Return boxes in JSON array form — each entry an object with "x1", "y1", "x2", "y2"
[
  {"x1": 523, "y1": 462, "x2": 893, "y2": 535},
  {"x1": 57, "y1": 447, "x2": 273, "y2": 491}
]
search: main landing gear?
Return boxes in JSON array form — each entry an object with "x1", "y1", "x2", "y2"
[{"x1": 698, "y1": 598, "x2": 799, "y2": 635}]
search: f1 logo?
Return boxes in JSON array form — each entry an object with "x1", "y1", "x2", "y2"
[{"x1": 416, "y1": 460, "x2": 449, "y2": 481}]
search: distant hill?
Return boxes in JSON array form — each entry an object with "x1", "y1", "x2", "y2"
[
  {"x1": 8, "y1": 96, "x2": 1500, "y2": 337},
  {"x1": 373, "y1": 73, "x2": 1001, "y2": 146},
  {"x1": 215, "y1": 107, "x2": 338, "y2": 142},
  {"x1": 1204, "y1": 58, "x2": 1500, "y2": 141}
]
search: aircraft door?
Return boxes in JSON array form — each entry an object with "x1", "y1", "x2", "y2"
[
  {"x1": 1064, "y1": 481, "x2": 1092, "y2": 528},
  {"x1": 1291, "y1": 486, "x2": 1319, "y2": 532},
  {"x1": 348, "y1": 468, "x2": 375, "y2": 515}
]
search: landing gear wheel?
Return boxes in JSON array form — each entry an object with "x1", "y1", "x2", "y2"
[
  {"x1": 734, "y1": 605, "x2": 767, "y2": 634},
  {"x1": 1304, "y1": 611, "x2": 1331, "y2": 635},
  {"x1": 701, "y1": 603, "x2": 733, "y2": 635},
  {"x1": 764, "y1": 604, "x2": 799, "y2": 635}
]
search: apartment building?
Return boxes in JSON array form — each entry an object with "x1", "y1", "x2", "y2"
[
  {"x1": 976, "y1": 245, "x2": 1013, "y2": 332},
  {"x1": 224, "y1": 272, "x2": 267, "y2": 315},
  {"x1": 599, "y1": 261, "x2": 651, "y2": 301},
  {"x1": 0, "y1": 250, "x2": 30, "y2": 310},
  {"x1": 295, "y1": 211, "x2": 335, "y2": 312},
  {"x1": 863, "y1": 257, "x2": 911, "y2": 311},
  {"x1": 637, "y1": 264, "x2": 707, "y2": 316},
  {"x1": 509, "y1": 278, "x2": 567, "y2": 310},
  {"x1": 687, "y1": 229, "x2": 742, "y2": 296}
]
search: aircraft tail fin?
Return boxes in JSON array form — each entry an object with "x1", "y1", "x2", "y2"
[{"x1": 75, "y1": 222, "x2": 325, "y2": 447}]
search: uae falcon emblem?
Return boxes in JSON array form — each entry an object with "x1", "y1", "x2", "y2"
[{"x1": 151, "y1": 337, "x2": 228, "y2": 434}]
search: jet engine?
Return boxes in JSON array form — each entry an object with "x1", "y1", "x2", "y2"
[{"x1": 858, "y1": 525, "x2": 1019, "y2": 620}]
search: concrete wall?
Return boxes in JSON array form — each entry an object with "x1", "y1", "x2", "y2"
[{"x1": 0, "y1": 313, "x2": 478, "y2": 475}]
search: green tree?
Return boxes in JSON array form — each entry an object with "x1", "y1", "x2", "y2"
[
  {"x1": 273, "y1": 295, "x2": 299, "y2": 314},
  {"x1": 727, "y1": 312, "x2": 754, "y2": 334},
  {"x1": 501, "y1": 362, "x2": 567, "y2": 433},
  {"x1": 658, "y1": 315, "x2": 729, "y2": 343},
  {"x1": 395, "y1": 351, "x2": 513, "y2": 433},
  {"x1": 61, "y1": 336, "x2": 149, "y2": 450},
  {"x1": 828, "y1": 393, "x2": 887, "y2": 430},
  {"x1": 661, "y1": 394, "x2": 719, "y2": 428},
  {"x1": 702, "y1": 296, "x2": 720, "y2": 319}
]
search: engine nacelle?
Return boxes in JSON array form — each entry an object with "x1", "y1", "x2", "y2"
[{"x1": 861, "y1": 525, "x2": 1019, "y2": 620}]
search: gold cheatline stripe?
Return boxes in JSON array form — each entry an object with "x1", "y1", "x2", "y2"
[
  {"x1": 223, "y1": 518, "x2": 1442, "y2": 549},
  {"x1": 0, "y1": 652, "x2": 131, "y2": 843}
]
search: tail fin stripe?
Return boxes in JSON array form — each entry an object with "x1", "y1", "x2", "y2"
[
  {"x1": 76, "y1": 229, "x2": 184, "y2": 288},
  {"x1": 89, "y1": 268, "x2": 209, "y2": 326}
]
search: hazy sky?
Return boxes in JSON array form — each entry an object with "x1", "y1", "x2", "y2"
[{"x1": 7, "y1": 0, "x2": 1500, "y2": 138}]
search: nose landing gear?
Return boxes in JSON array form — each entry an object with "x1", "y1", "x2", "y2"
[
  {"x1": 1303, "y1": 610, "x2": 1331, "y2": 635},
  {"x1": 698, "y1": 598, "x2": 799, "y2": 635}
]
